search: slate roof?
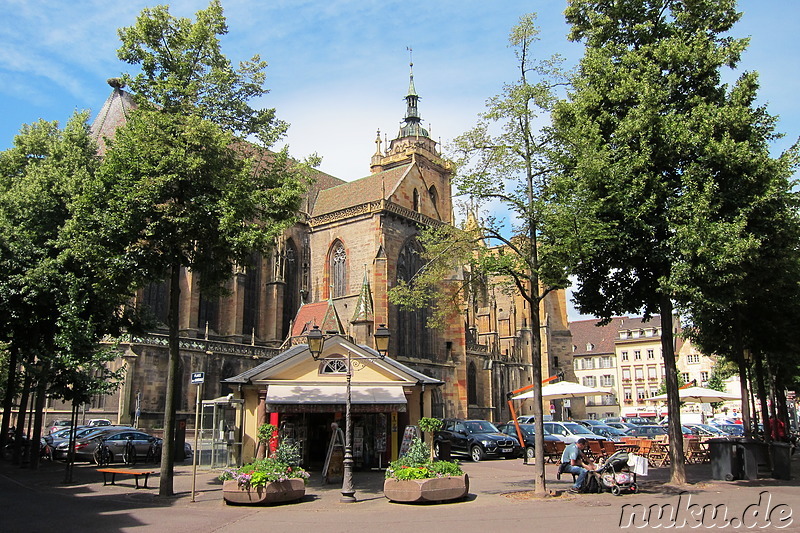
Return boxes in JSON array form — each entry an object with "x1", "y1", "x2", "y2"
[
  {"x1": 89, "y1": 86, "x2": 346, "y2": 205},
  {"x1": 569, "y1": 317, "x2": 626, "y2": 357},
  {"x1": 310, "y1": 164, "x2": 411, "y2": 217},
  {"x1": 90, "y1": 87, "x2": 138, "y2": 155}
]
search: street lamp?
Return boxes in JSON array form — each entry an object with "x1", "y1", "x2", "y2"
[
  {"x1": 305, "y1": 324, "x2": 390, "y2": 503},
  {"x1": 307, "y1": 325, "x2": 325, "y2": 360}
]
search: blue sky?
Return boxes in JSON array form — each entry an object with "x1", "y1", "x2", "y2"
[{"x1": 1, "y1": 0, "x2": 798, "y2": 320}]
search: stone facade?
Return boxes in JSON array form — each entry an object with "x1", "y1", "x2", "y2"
[{"x1": 43, "y1": 70, "x2": 573, "y2": 429}]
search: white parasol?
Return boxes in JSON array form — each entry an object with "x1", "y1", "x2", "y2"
[
  {"x1": 646, "y1": 386, "x2": 741, "y2": 403},
  {"x1": 512, "y1": 381, "x2": 612, "y2": 401}
]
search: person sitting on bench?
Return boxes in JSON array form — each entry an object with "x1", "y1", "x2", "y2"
[{"x1": 560, "y1": 438, "x2": 595, "y2": 493}]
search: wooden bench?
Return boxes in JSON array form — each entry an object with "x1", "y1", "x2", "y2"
[{"x1": 97, "y1": 468, "x2": 155, "y2": 489}]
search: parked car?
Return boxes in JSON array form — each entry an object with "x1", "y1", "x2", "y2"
[
  {"x1": 70, "y1": 429, "x2": 160, "y2": 463},
  {"x1": 434, "y1": 419, "x2": 521, "y2": 462},
  {"x1": 714, "y1": 424, "x2": 745, "y2": 437},
  {"x1": 543, "y1": 421, "x2": 606, "y2": 443},
  {"x1": 625, "y1": 417, "x2": 658, "y2": 425},
  {"x1": 576, "y1": 419, "x2": 606, "y2": 429},
  {"x1": 495, "y1": 423, "x2": 560, "y2": 458},
  {"x1": 53, "y1": 426, "x2": 135, "y2": 461},
  {"x1": 605, "y1": 421, "x2": 638, "y2": 432},
  {"x1": 623, "y1": 424, "x2": 695, "y2": 438},
  {"x1": 45, "y1": 420, "x2": 72, "y2": 435},
  {"x1": 586, "y1": 424, "x2": 627, "y2": 442},
  {"x1": 87, "y1": 419, "x2": 112, "y2": 427},
  {"x1": 683, "y1": 423, "x2": 727, "y2": 438},
  {"x1": 516, "y1": 415, "x2": 553, "y2": 424}
]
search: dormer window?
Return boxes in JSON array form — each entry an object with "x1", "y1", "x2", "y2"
[{"x1": 586, "y1": 342, "x2": 594, "y2": 351}]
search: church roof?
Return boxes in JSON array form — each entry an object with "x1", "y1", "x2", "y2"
[
  {"x1": 569, "y1": 317, "x2": 626, "y2": 356},
  {"x1": 351, "y1": 271, "x2": 374, "y2": 323},
  {"x1": 90, "y1": 85, "x2": 138, "y2": 155},
  {"x1": 310, "y1": 164, "x2": 411, "y2": 217},
  {"x1": 290, "y1": 299, "x2": 345, "y2": 337}
]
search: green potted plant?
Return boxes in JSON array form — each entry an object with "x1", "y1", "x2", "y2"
[
  {"x1": 221, "y1": 439, "x2": 310, "y2": 505},
  {"x1": 383, "y1": 436, "x2": 468, "y2": 503},
  {"x1": 256, "y1": 423, "x2": 277, "y2": 458}
]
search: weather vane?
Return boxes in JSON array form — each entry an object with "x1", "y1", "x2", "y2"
[{"x1": 406, "y1": 46, "x2": 413, "y2": 68}]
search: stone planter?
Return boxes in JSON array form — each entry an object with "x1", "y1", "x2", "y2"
[
  {"x1": 383, "y1": 474, "x2": 469, "y2": 503},
  {"x1": 223, "y1": 478, "x2": 306, "y2": 505}
]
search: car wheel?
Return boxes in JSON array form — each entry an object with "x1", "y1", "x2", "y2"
[
  {"x1": 470, "y1": 445, "x2": 485, "y2": 462},
  {"x1": 611, "y1": 485, "x2": 621, "y2": 496},
  {"x1": 526, "y1": 446, "x2": 535, "y2": 459}
]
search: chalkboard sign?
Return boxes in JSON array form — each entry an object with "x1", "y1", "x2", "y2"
[
  {"x1": 398, "y1": 425, "x2": 419, "y2": 457},
  {"x1": 322, "y1": 425, "x2": 345, "y2": 484}
]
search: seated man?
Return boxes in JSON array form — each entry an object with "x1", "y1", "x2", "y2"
[{"x1": 560, "y1": 438, "x2": 595, "y2": 493}]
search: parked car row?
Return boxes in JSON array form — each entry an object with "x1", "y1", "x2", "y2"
[{"x1": 50, "y1": 426, "x2": 192, "y2": 464}]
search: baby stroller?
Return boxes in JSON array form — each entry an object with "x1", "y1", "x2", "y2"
[{"x1": 597, "y1": 450, "x2": 638, "y2": 495}]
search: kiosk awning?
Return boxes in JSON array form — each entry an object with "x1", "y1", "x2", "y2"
[{"x1": 264, "y1": 384, "x2": 408, "y2": 412}]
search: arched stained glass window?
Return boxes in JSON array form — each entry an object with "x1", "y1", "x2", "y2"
[{"x1": 330, "y1": 240, "x2": 347, "y2": 298}]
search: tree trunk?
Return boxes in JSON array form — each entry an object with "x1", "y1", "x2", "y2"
[
  {"x1": 27, "y1": 368, "x2": 48, "y2": 468},
  {"x1": 659, "y1": 296, "x2": 685, "y2": 485},
  {"x1": 12, "y1": 368, "x2": 32, "y2": 465},
  {"x1": 63, "y1": 401, "x2": 79, "y2": 484},
  {"x1": 529, "y1": 293, "x2": 546, "y2": 496},
  {"x1": 732, "y1": 313, "x2": 752, "y2": 438},
  {"x1": 159, "y1": 263, "x2": 182, "y2": 497},
  {"x1": 753, "y1": 352, "x2": 770, "y2": 442},
  {"x1": 0, "y1": 346, "x2": 20, "y2": 453}
]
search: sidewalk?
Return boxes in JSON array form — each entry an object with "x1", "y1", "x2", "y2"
[{"x1": 1, "y1": 454, "x2": 798, "y2": 532}]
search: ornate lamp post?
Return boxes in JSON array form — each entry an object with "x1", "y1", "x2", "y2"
[{"x1": 305, "y1": 324, "x2": 390, "y2": 503}]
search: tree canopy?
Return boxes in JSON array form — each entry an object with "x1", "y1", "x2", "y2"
[{"x1": 550, "y1": 0, "x2": 798, "y2": 484}]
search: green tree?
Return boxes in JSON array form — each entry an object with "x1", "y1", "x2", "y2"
[
  {"x1": 390, "y1": 14, "x2": 570, "y2": 496},
  {"x1": 550, "y1": 0, "x2": 794, "y2": 484},
  {"x1": 0, "y1": 114, "x2": 130, "y2": 468},
  {"x1": 77, "y1": 1, "x2": 308, "y2": 496}
]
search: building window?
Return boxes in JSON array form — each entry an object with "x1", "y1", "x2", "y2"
[
  {"x1": 700, "y1": 371, "x2": 709, "y2": 384},
  {"x1": 635, "y1": 367, "x2": 644, "y2": 381},
  {"x1": 648, "y1": 366, "x2": 658, "y2": 380},
  {"x1": 428, "y1": 185, "x2": 438, "y2": 211},
  {"x1": 687, "y1": 354, "x2": 700, "y2": 364},
  {"x1": 624, "y1": 389, "x2": 632, "y2": 401},
  {"x1": 397, "y1": 237, "x2": 431, "y2": 357},
  {"x1": 632, "y1": 330, "x2": 641, "y2": 338},
  {"x1": 413, "y1": 188, "x2": 420, "y2": 212},
  {"x1": 647, "y1": 349, "x2": 654, "y2": 359},
  {"x1": 619, "y1": 331, "x2": 628, "y2": 339},
  {"x1": 586, "y1": 342, "x2": 594, "y2": 351},
  {"x1": 600, "y1": 356, "x2": 612, "y2": 368},
  {"x1": 467, "y1": 361, "x2": 478, "y2": 405},
  {"x1": 583, "y1": 376, "x2": 597, "y2": 387},
  {"x1": 634, "y1": 350, "x2": 641, "y2": 360},
  {"x1": 682, "y1": 372, "x2": 690, "y2": 383},
  {"x1": 329, "y1": 240, "x2": 347, "y2": 298},
  {"x1": 621, "y1": 351, "x2": 629, "y2": 361},
  {"x1": 637, "y1": 389, "x2": 646, "y2": 401},
  {"x1": 281, "y1": 240, "x2": 300, "y2": 339},
  {"x1": 242, "y1": 252, "x2": 261, "y2": 338},
  {"x1": 622, "y1": 369, "x2": 631, "y2": 382},
  {"x1": 320, "y1": 356, "x2": 348, "y2": 374},
  {"x1": 600, "y1": 375, "x2": 614, "y2": 387}
]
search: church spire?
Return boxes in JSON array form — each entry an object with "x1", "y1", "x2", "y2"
[{"x1": 398, "y1": 47, "x2": 429, "y2": 139}]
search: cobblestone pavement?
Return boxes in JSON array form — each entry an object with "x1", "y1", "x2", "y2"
[{"x1": 1, "y1": 454, "x2": 799, "y2": 532}]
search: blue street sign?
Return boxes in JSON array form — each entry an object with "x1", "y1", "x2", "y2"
[{"x1": 191, "y1": 372, "x2": 205, "y2": 384}]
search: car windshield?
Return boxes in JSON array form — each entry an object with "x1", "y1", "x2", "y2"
[
  {"x1": 693, "y1": 424, "x2": 724, "y2": 434},
  {"x1": 464, "y1": 421, "x2": 499, "y2": 434},
  {"x1": 597, "y1": 426, "x2": 626, "y2": 435},
  {"x1": 517, "y1": 424, "x2": 551, "y2": 436},
  {"x1": 560, "y1": 423, "x2": 593, "y2": 435}
]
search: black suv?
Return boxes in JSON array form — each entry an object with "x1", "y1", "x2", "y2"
[{"x1": 434, "y1": 419, "x2": 521, "y2": 461}]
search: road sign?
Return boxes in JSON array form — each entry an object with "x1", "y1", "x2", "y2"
[{"x1": 191, "y1": 372, "x2": 205, "y2": 384}]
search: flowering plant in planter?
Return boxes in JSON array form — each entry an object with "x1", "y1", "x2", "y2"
[
  {"x1": 220, "y1": 440, "x2": 310, "y2": 488},
  {"x1": 385, "y1": 437, "x2": 463, "y2": 481}
]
